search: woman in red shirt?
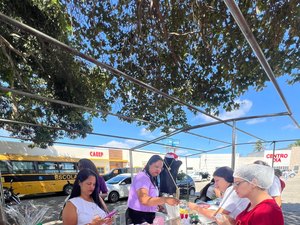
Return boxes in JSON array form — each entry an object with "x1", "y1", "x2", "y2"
[{"x1": 216, "y1": 164, "x2": 284, "y2": 225}]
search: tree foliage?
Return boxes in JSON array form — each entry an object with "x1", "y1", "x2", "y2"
[
  {"x1": 0, "y1": 0, "x2": 299, "y2": 146},
  {"x1": 288, "y1": 140, "x2": 300, "y2": 148},
  {"x1": 0, "y1": 0, "x2": 114, "y2": 147},
  {"x1": 254, "y1": 140, "x2": 264, "y2": 152}
]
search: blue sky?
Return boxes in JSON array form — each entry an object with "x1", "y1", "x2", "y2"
[
  {"x1": 78, "y1": 74, "x2": 300, "y2": 157},
  {"x1": 1, "y1": 75, "x2": 299, "y2": 157}
]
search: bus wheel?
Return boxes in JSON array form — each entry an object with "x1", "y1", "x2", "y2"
[
  {"x1": 63, "y1": 184, "x2": 73, "y2": 195},
  {"x1": 3, "y1": 188, "x2": 11, "y2": 200}
]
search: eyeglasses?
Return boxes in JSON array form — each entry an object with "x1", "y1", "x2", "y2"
[{"x1": 233, "y1": 180, "x2": 247, "y2": 187}]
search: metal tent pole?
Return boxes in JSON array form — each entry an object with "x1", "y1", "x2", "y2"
[
  {"x1": 231, "y1": 121, "x2": 236, "y2": 170},
  {"x1": 272, "y1": 141, "x2": 276, "y2": 168}
]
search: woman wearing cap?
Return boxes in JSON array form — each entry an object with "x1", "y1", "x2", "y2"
[
  {"x1": 215, "y1": 164, "x2": 284, "y2": 225},
  {"x1": 188, "y1": 166, "x2": 249, "y2": 221},
  {"x1": 126, "y1": 155, "x2": 180, "y2": 224},
  {"x1": 254, "y1": 160, "x2": 282, "y2": 207}
]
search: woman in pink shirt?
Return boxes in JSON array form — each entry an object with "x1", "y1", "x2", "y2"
[{"x1": 126, "y1": 155, "x2": 180, "y2": 224}]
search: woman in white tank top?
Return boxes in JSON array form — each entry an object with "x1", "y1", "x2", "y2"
[{"x1": 62, "y1": 169, "x2": 113, "y2": 225}]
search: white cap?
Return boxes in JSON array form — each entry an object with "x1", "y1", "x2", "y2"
[{"x1": 233, "y1": 164, "x2": 274, "y2": 189}]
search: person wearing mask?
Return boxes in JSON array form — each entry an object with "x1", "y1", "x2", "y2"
[
  {"x1": 62, "y1": 169, "x2": 113, "y2": 225},
  {"x1": 126, "y1": 155, "x2": 180, "y2": 225},
  {"x1": 188, "y1": 166, "x2": 249, "y2": 221},
  {"x1": 253, "y1": 160, "x2": 282, "y2": 207},
  {"x1": 195, "y1": 178, "x2": 218, "y2": 203},
  {"x1": 215, "y1": 164, "x2": 284, "y2": 225}
]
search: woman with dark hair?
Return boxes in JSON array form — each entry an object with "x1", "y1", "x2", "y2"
[
  {"x1": 126, "y1": 154, "x2": 180, "y2": 224},
  {"x1": 195, "y1": 178, "x2": 217, "y2": 203},
  {"x1": 188, "y1": 167, "x2": 249, "y2": 221},
  {"x1": 78, "y1": 158, "x2": 108, "y2": 200},
  {"x1": 62, "y1": 169, "x2": 113, "y2": 225}
]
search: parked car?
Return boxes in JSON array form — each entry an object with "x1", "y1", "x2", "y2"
[
  {"x1": 102, "y1": 167, "x2": 142, "y2": 181},
  {"x1": 283, "y1": 170, "x2": 296, "y2": 178},
  {"x1": 176, "y1": 173, "x2": 196, "y2": 196},
  {"x1": 105, "y1": 173, "x2": 134, "y2": 203},
  {"x1": 190, "y1": 171, "x2": 211, "y2": 182}
]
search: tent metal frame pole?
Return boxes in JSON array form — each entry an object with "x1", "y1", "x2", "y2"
[
  {"x1": 272, "y1": 141, "x2": 276, "y2": 168},
  {"x1": 223, "y1": 0, "x2": 300, "y2": 129},
  {"x1": 0, "y1": 86, "x2": 230, "y2": 145},
  {"x1": 231, "y1": 121, "x2": 236, "y2": 170}
]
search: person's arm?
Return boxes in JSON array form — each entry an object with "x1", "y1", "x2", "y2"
[
  {"x1": 137, "y1": 188, "x2": 180, "y2": 206},
  {"x1": 98, "y1": 176, "x2": 108, "y2": 199},
  {"x1": 215, "y1": 214, "x2": 235, "y2": 225},
  {"x1": 99, "y1": 192, "x2": 108, "y2": 199},
  {"x1": 62, "y1": 201, "x2": 77, "y2": 225},
  {"x1": 188, "y1": 202, "x2": 230, "y2": 219}
]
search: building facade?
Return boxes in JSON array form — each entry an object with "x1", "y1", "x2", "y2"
[{"x1": 0, "y1": 141, "x2": 299, "y2": 175}]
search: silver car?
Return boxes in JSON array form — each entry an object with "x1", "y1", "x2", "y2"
[{"x1": 105, "y1": 173, "x2": 134, "y2": 203}]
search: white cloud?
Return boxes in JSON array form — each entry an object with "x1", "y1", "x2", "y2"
[
  {"x1": 140, "y1": 128, "x2": 155, "y2": 139},
  {"x1": 102, "y1": 140, "x2": 130, "y2": 149},
  {"x1": 101, "y1": 139, "x2": 143, "y2": 149},
  {"x1": 282, "y1": 124, "x2": 298, "y2": 130},
  {"x1": 197, "y1": 99, "x2": 253, "y2": 123},
  {"x1": 125, "y1": 139, "x2": 143, "y2": 146},
  {"x1": 246, "y1": 118, "x2": 267, "y2": 125}
]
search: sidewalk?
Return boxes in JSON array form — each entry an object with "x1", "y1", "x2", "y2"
[{"x1": 281, "y1": 173, "x2": 300, "y2": 224}]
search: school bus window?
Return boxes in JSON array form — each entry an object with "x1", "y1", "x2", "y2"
[
  {"x1": 11, "y1": 161, "x2": 35, "y2": 174},
  {"x1": 38, "y1": 162, "x2": 59, "y2": 173},
  {"x1": 0, "y1": 161, "x2": 10, "y2": 174},
  {"x1": 59, "y1": 162, "x2": 77, "y2": 173}
]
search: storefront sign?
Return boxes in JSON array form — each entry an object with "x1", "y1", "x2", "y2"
[
  {"x1": 266, "y1": 153, "x2": 289, "y2": 162},
  {"x1": 90, "y1": 151, "x2": 104, "y2": 157},
  {"x1": 264, "y1": 150, "x2": 291, "y2": 165}
]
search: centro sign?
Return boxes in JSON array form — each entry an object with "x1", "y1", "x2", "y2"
[
  {"x1": 90, "y1": 151, "x2": 104, "y2": 157},
  {"x1": 266, "y1": 153, "x2": 288, "y2": 162}
]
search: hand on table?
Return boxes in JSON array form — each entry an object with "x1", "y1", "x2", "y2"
[
  {"x1": 214, "y1": 213, "x2": 234, "y2": 225},
  {"x1": 165, "y1": 197, "x2": 180, "y2": 206},
  {"x1": 188, "y1": 202, "x2": 210, "y2": 211}
]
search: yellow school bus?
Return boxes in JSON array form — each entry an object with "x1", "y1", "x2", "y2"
[{"x1": 0, "y1": 154, "x2": 78, "y2": 196}]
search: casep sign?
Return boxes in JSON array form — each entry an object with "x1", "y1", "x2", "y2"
[
  {"x1": 264, "y1": 150, "x2": 291, "y2": 165},
  {"x1": 90, "y1": 151, "x2": 104, "y2": 157}
]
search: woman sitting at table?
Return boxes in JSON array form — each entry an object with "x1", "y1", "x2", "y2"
[
  {"x1": 188, "y1": 166, "x2": 249, "y2": 221},
  {"x1": 215, "y1": 164, "x2": 284, "y2": 225},
  {"x1": 62, "y1": 169, "x2": 113, "y2": 225}
]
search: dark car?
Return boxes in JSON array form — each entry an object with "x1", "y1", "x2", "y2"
[
  {"x1": 176, "y1": 173, "x2": 196, "y2": 196},
  {"x1": 102, "y1": 167, "x2": 143, "y2": 181}
]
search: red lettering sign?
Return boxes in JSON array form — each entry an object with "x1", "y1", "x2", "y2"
[
  {"x1": 90, "y1": 151, "x2": 104, "y2": 157},
  {"x1": 266, "y1": 153, "x2": 288, "y2": 160}
]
